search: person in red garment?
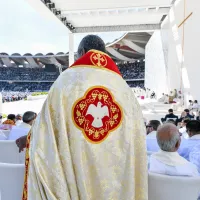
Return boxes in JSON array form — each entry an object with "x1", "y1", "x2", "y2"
[{"x1": 21, "y1": 35, "x2": 147, "y2": 200}]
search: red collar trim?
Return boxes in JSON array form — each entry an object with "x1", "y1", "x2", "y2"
[{"x1": 70, "y1": 50, "x2": 121, "y2": 76}]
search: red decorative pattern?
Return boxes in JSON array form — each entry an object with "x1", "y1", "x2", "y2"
[
  {"x1": 72, "y1": 86, "x2": 123, "y2": 144},
  {"x1": 22, "y1": 132, "x2": 31, "y2": 200},
  {"x1": 70, "y1": 50, "x2": 122, "y2": 76}
]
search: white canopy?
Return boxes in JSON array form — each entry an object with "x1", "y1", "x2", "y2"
[{"x1": 27, "y1": 0, "x2": 174, "y2": 33}]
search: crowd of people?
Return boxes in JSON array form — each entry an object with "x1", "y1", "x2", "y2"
[
  {"x1": 146, "y1": 108, "x2": 200, "y2": 177},
  {"x1": 0, "y1": 82, "x2": 53, "y2": 92},
  {"x1": 118, "y1": 62, "x2": 145, "y2": 79},
  {"x1": 2, "y1": 91, "x2": 30, "y2": 102},
  {"x1": 127, "y1": 80, "x2": 144, "y2": 88},
  {"x1": 0, "y1": 112, "x2": 36, "y2": 140},
  {"x1": 0, "y1": 62, "x2": 145, "y2": 93},
  {"x1": 0, "y1": 67, "x2": 59, "y2": 81}
]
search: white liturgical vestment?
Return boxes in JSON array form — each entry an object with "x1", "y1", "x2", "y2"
[
  {"x1": 149, "y1": 150, "x2": 199, "y2": 177},
  {"x1": 22, "y1": 50, "x2": 148, "y2": 200}
]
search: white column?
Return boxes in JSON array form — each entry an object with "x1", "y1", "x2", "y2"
[{"x1": 69, "y1": 33, "x2": 74, "y2": 66}]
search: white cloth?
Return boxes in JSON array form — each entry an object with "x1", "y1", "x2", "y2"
[
  {"x1": 188, "y1": 104, "x2": 193, "y2": 110},
  {"x1": 24, "y1": 51, "x2": 148, "y2": 200},
  {"x1": 146, "y1": 131, "x2": 157, "y2": 139},
  {"x1": 18, "y1": 122, "x2": 31, "y2": 130},
  {"x1": 179, "y1": 127, "x2": 189, "y2": 139},
  {"x1": 189, "y1": 144, "x2": 200, "y2": 173},
  {"x1": 164, "y1": 96, "x2": 169, "y2": 103},
  {"x1": 8, "y1": 127, "x2": 30, "y2": 140},
  {"x1": 190, "y1": 135, "x2": 200, "y2": 140},
  {"x1": 149, "y1": 150, "x2": 199, "y2": 177},
  {"x1": 158, "y1": 95, "x2": 165, "y2": 102},
  {"x1": 16, "y1": 120, "x2": 22, "y2": 126},
  {"x1": 192, "y1": 103, "x2": 199, "y2": 109}
]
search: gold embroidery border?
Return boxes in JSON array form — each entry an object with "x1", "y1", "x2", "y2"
[
  {"x1": 72, "y1": 86, "x2": 123, "y2": 144},
  {"x1": 22, "y1": 131, "x2": 31, "y2": 200},
  {"x1": 69, "y1": 65, "x2": 122, "y2": 78},
  {"x1": 90, "y1": 52, "x2": 108, "y2": 67}
]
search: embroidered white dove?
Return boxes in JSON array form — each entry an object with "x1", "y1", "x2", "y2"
[{"x1": 86, "y1": 102, "x2": 109, "y2": 128}]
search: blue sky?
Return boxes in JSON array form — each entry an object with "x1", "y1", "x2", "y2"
[{"x1": 0, "y1": 0, "x2": 124, "y2": 55}]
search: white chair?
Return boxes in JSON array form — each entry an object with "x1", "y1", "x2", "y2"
[
  {"x1": 147, "y1": 151, "x2": 154, "y2": 156},
  {"x1": 148, "y1": 172, "x2": 200, "y2": 200},
  {"x1": 166, "y1": 118, "x2": 177, "y2": 121},
  {"x1": 8, "y1": 127, "x2": 29, "y2": 141},
  {"x1": 1, "y1": 130, "x2": 11, "y2": 139},
  {"x1": 0, "y1": 163, "x2": 25, "y2": 200},
  {"x1": 0, "y1": 141, "x2": 25, "y2": 164}
]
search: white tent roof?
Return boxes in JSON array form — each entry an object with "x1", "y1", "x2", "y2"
[{"x1": 29, "y1": 0, "x2": 175, "y2": 33}]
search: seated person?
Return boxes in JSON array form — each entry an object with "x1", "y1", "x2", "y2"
[
  {"x1": 189, "y1": 143, "x2": 200, "y2": 173},
  {"x1": 164, "y1": 94, "x2": 169, "y2": 104},
  {"x1": 192, "y1": 100, "x2": 199, "y2": 109},
  {"x1": 196, "y1": 111, "x2": 200, "y2": 121},
  {"x1": 18, "y1": 111, "x2": 36, "y2": 130},
  {"x1": 179, "y1": 118, "x2": 190, "y2": 139},
  {"x1": 184, "y1": 109, "x2": 194, "y2": 119},
  {"x1": 179, "y1": 120, "x2": 200, "y2": 160},
  {"x1": 16, "y1": 114, "x2": 22, "y2": 126},
  {"x1": 146, "y1": 120, "x2": 161, "y2": 139},
  {"x1": 150, "y1": 91, "x2": 156, "y2": 99},
  {"x1": 188, "y1": 100, "x2": 193, "y2": 110},
  {"x1": 3, "y1": 114, "x2": 16, "y2": 126},
  {"x1": 169, "y1": 91, "x2": 174, "y2": 103},
  {"x1": 149, "y1": 123, "x2": 199, "y2": 176},
  {"x1": 8, "y1": 111, "x2": 36, "y2": 140},
  {"x1": 146, "y1": 120, "x2": 161, "y2": 152},
  {"x1": 161, "y1": 109, "x2": 178, "y2": 123},
  {"x1": 158, "y1": 93, "x2": 165, "y2": 102}
]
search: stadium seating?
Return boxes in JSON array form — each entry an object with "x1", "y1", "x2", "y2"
[{"x1": 0, "y1": 63, "x2": 145, "y2": 91}]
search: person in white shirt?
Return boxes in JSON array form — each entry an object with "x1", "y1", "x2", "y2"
[
  {"x1": 8, "y1": 111, "x2": 37, "y2": 140},
  {"x1": 188, "y1": 100, "x2": 193, "y2": 111},
  {"x1": 158, "y1": 93, "x2": 165, "y2": 102},
  {"x1": 146, "y1": 120, "x2": 161, "y2": 139},
  {"x1": 179, "y1": 120, "x2": 200, "y2": 161},
  {"x1": 146, "y1": 120, "x2": 161, "y2": 152},
  {"x1": 15, "y1": 114, "x2": 22, "y2": 126},
  {"x1": 179, "y1": 118, "x2": 190, "y2": 139},
  {"x1": 192, "y1": 100, "x2": 199, "y2": 109},
  {"x1": 191, "y1": 100, "x2": 199, "y2": 116},
  {"x1": 149, "y1": 123, "x2": 199, "y2": 177},
  {"x1": 164, "y1": 94, "x2": 169, "y2": 104}
]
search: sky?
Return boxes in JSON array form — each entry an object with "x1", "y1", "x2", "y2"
[{"x1": 0, "y1": 0, "x2": 124, "y2": 55}]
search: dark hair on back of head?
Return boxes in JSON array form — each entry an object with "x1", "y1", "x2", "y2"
[
  {"x1": 23, "y1": 111, "x2": 36, "y2": 123},
  {"x1": 77, "y1": 35, "x2": 106, "y2": 57},
  {"x1": 186, "y1": 120, "x2": 200, "y2": 133},
  {"x1": 7, "y1": 114, "x2": 16, "y2": 121},
  {"x1": 168, "y1": 109, "x2": 173, "y2": 113},
  {"x1": 184, "y1": 109, "x2": 189, "y2": 113},
  {"x1": 183, "y1": 118, "x2": 190, "y2": 124},
  {"x1": 149, "y1": 120, "x2": 161, "y2": 131}
]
